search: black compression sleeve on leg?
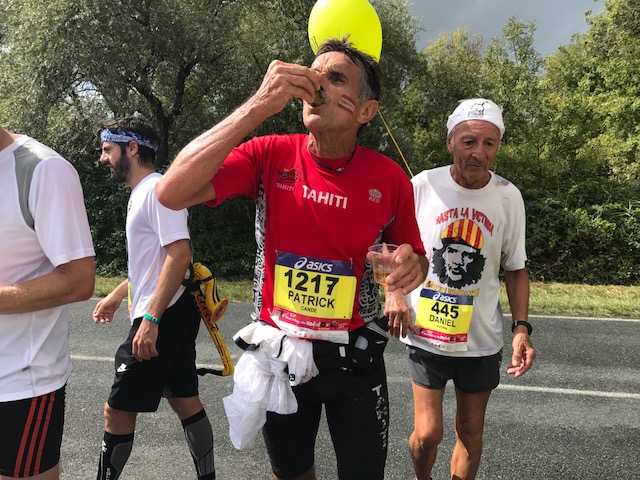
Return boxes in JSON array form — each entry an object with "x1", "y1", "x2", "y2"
[
  {"x1": 182, "y1": 409, "x2": 215, "y2": 480},
  {"x1": 96, "y1": 431, "x2": 134, "y2": 480}
]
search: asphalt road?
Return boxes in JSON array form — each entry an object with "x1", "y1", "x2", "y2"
[{"x1": 60, "y1": 299, "x2": 640, "y2": 479}]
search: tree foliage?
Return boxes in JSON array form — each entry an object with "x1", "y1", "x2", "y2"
[
  {"x1": 527, "y1": 0, "x2": 640, "y2": 284},
  {"x1": 0, "y1": 0, "x2": 421, "y2": 277},
  {"x1": 0, "y1": 0, "x2": 638, "y2": 284}
]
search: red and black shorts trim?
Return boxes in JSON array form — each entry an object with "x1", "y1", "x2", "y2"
[{"x1": 0, "y1": 384, "x2": 66, "y2": 478}]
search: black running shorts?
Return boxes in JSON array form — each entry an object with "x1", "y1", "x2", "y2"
[
  {"x1": 407, "y1": 346, "x2": 502, "y2": 393},
  {"x1": 263, "y1": 343, "x2": 389, "y2": 480},
  {"x1": 0, "y1": 384, "x2": 66, "y2": 478},
  {"x1": 107, "y1": 289, "x2": 201, "y2": 412}
]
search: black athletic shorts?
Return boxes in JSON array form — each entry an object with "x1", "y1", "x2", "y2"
[
  {"x1": 107, "y1": 288, "x2": 201, "y2": 412},
  {"x1": 0, "y1": 384, "x2": 66, "y2": 478},
  {"x1": 262, "y1": 339, "x2": 389, "y2": 480},
  {"x1": 407, "y1": 346, "x2": 502, "y2": 393}
]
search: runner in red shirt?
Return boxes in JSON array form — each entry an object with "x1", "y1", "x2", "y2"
[{"x1": 158, "y1": 38, "x2": 427, "y2": 480}]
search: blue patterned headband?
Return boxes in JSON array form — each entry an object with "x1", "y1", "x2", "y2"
[{"x1": 100, "y1": 129, "x2": 158, "y2": 152}]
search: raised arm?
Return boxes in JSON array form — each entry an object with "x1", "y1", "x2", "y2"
[{"x1": 156, "y1": 60, "x2": 320, "y2": 210}]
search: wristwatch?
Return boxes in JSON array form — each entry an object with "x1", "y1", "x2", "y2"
[{"x1": 511, "y1": 320, "x2": 532, "y2": 335}]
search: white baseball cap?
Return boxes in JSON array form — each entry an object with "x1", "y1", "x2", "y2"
[{"x1": 447, "y1": 98, "x2": 505, "y2": 139}]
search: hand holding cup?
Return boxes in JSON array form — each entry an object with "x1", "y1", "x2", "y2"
[{"x1": 368, "y1": 243, "x2": 399, "y2": 285}]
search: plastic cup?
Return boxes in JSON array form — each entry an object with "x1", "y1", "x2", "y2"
[{"x1": 368, "y1": 243, "x2": 399, "y2": 285}]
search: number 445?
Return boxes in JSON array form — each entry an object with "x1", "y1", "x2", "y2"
[{"x1": 431, "y1": 303, "x2": 459, "y2": 318}]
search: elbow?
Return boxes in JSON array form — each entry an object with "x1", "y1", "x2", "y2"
[
  {"x1": 156, "y1": 180, "x2": 181, "y2": 210},
  {"x1": 74, "y1": 259, "x2": 96, "y2": 301},
  {"x1": 176, "y1": 250, "x2": 192, "y2": 273},
  {"x1": 77, "y1": 279, "x2": 96, "y2": 301}
]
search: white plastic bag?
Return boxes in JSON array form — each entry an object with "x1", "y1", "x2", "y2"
[
  {"x1": 222, "y1": 348, "x2": 297, "y2": 449},
  {"x1": 223, "y1": 322, "x2": 318, "y2": 449},
  {"x1": 222, "y1": 350, "x2": 271, "y2": 449}
]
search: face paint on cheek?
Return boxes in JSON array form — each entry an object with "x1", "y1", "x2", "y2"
[{"x1": 337, "y1": 95, "x2": 356, "y2": 114}]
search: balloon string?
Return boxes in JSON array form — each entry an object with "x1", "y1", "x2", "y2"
[{"x1": 377, "y1": 109, "x2": 414, "y2": 178}]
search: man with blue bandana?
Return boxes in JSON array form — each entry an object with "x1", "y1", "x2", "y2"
[{"x1": 93, "y1": 116, "x2": 215, "y2": 480}]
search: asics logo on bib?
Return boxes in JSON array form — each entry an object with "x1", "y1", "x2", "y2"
[
  {"x1": 294, "y1": 257, "x2": 334, "y2": 273},
  {"x1": 432, "y1": 292, "x2": 458, "y2": 304}
]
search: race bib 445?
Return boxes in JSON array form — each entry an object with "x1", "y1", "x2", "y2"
[{"x1": 415, "y1": 289, "x2": 473, "y2": 352}]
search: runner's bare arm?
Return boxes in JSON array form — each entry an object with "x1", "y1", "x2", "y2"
[
  {"x1": 504, "y1": 268, "x2": 535, "y2": 377},
  {"x1": 384, "y1": 286, "x2": 411, "y2": 339},
  {"x1": 93, "y1": 280, "x2": 128, "y2": 324},
  {"x1": 132, "y1": 239, "x2": 192, "y2": 361},
  {"x1": 157, "y1": 61, "x2": 320, "y2": 210},
  {"x1": 504, "y1": 268, "x2": 529, "y2": 324},
  {"x1": 0, "y1": 256, "x2": 95, "y2": 314}
]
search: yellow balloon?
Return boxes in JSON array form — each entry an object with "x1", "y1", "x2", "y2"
[{"x1": 308, "y1": 0, "x2": 383, "y2": 62}]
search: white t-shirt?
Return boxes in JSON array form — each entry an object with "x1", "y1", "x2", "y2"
[
  {"x1": 126, "y1": 173, "x2": 190, "y2": 322},
  {"x1": 402, "y1": 166, "x2": 527, "y2": 357},
  {"x1": 0, "y1": 136, "x2": 95, "y2": 401}
]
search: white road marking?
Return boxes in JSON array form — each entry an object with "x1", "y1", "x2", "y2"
[
  {"x1": 71, "y1": 354, "x2": 224, "y2": 371},
  {"x1": 496, "y1": 383, "x2": 640, "y2": 399},
  {"x1": 73, "y1": 355, "x2": 638, "y2": 399},
  {"x1": 511, "y1": 314, "x2": 640, "y2": 323}
]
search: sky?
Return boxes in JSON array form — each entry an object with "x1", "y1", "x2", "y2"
[{"x1": 406, "y1": 0, "x2": 605, "y2": 56}]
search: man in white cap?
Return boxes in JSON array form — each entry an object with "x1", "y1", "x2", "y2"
[{"x1": 401, "y1": 99, "x2": 536, "y2": 479}]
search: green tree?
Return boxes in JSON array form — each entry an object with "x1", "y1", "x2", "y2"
[
  {"x1": 397, "y1": 29, "x2": 487, "y2": 174},
  {"x1": 483, "y1": 18, "x2": 545, "y2": 190},
  {"x1": 0, "y1": 0, "x2": 421, "y2": 277},
  {"x1": 527, "y1": 0, "x2": 640, "y2": 284}
]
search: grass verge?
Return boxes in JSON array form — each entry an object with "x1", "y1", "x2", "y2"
[{"x1": 95, "y1": 277, "x2": 640, "y2": 319}]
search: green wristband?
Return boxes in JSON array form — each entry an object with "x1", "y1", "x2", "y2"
[{"x1": 143, "y1": 312, "x2": 161, "y2": 324}]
